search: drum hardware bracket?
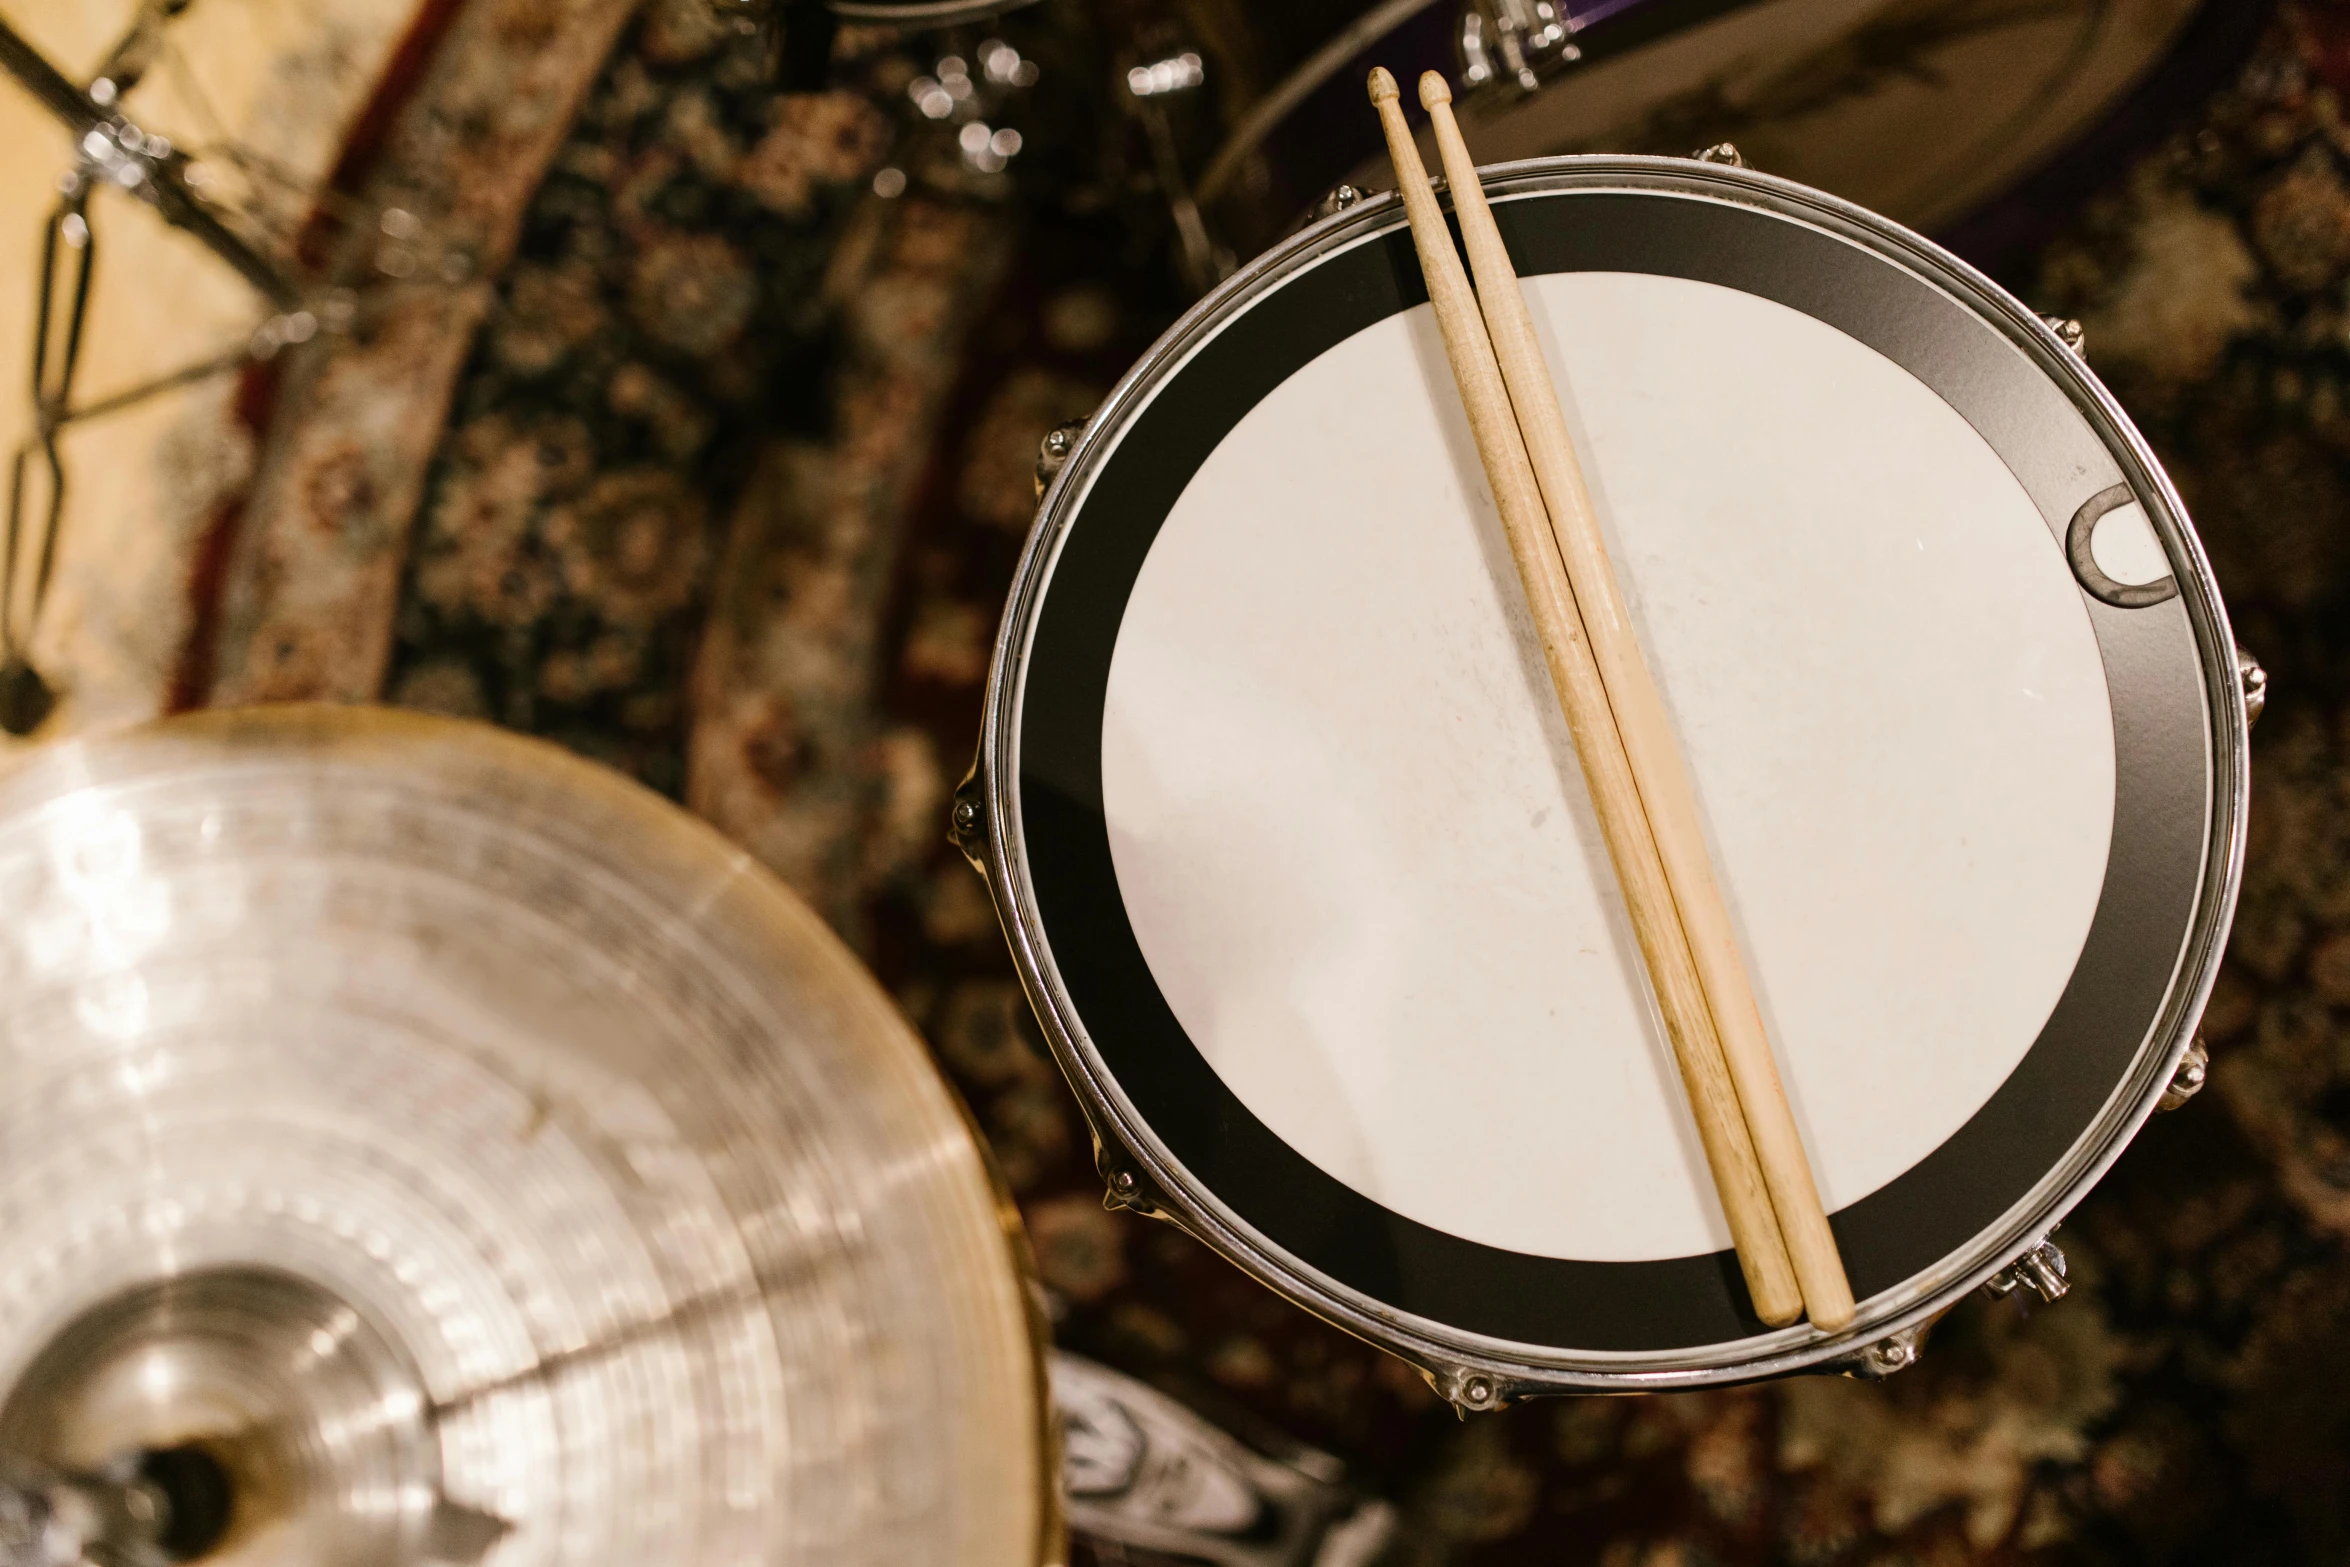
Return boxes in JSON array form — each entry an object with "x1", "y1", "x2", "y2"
[
  {"x1": 2237, "y1": 645, "x2": 2267, "y2": 728},
  {"x1": 1831, "y1": 1314, "x2": 1940, "y2": 1380},
  {"x1": 1423, "y1": 1364, "x2": 1511, "y2": 1417},
  {"x1": 2042, "y1": 315, "x2": 2088, "y2": 357},
  {"x1": 1034, "y1": 418, "x2": 1089, "y2": 500},
  {"x1": 1312, "y1": 183, "x2": 1368, "y2": 222},
  {"x1": 2157, "y1": 1036, "x2": 2210, "y2": 1112},
  {"x1": 1094, "y1": 1136, "x2": 1177, "y2": 1224},
  {"x1": 1061, "y1": 1090, "x2": 1181, "y2": 1225},
  {"x1": 1983, "y1": 1235, "x2": 2070, "y2": 1304},
  {"x1": 950, "y1": 763, "x2": 988, "y2": 865},
  {"x1": 1690, "y1": 143, "x2": 1747, "y2": 168}
]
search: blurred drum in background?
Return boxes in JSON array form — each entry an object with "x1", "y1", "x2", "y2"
[
  {"x1": 1195, "y1": 0, "x2": 2273, "y2": 263},
  {"x1": 828, "y1": 0, "x2": 1040, "y2": 18}
]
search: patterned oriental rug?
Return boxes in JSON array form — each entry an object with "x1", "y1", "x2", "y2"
[{"x1": 10, "y1": 0, "x2": 2350, "y2": 1561}]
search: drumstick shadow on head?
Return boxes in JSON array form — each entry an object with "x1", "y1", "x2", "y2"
[
  {"x1": 1366, "y1": 65, "x2": 1804, "y2": 1330},
  {"x1": 1408, "y1": 68, "x2": 1856, "y2": 1332}
]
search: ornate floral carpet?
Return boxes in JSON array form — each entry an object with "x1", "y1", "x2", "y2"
[{"x1": 366, "y1": 2, "x2": 2350, "y2": 1560}]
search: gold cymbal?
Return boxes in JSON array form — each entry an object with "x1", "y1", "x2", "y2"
[{"x1": 0, "y1": 705, "x2": 1052, "y2": 1566}]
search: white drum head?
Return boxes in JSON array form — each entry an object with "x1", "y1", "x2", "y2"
[{"x1": 1103, "y1": 269, "x2": 2115, "y2": 1264}]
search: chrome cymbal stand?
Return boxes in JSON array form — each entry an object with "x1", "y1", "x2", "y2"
[
  {"x1": 0, "y1": 7, "x2": 305, "y2": 735},
  {"x1": 0, "y1": 1455, "x2": 183, "y2": 1567}
]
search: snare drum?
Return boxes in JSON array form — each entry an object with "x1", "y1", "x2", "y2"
[{"x1": 963, "y1": 156, "x2": 2252, "y2": 1395}]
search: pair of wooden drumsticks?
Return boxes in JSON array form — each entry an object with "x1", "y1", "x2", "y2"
[{"x1": 1368, "y1": 69, "x2": 1854, "y2": 1331}]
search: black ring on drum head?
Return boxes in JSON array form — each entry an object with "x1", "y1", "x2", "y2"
[{"x1": 1012, "y1": 184, "x2": 2217, "y2": 1354}]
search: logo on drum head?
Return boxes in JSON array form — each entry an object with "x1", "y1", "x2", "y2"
[{"x1": 2066, "y1": 483, "x2": 2178, "y2": 609}]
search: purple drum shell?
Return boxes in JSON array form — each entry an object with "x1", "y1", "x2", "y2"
[{"x1": 1213, "y1": 0, "x2": 2272, "y2": 276}]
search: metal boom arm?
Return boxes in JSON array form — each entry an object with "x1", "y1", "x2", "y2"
[{"x1": 0, "y1": 12, "x2": 300, "y2": 308}]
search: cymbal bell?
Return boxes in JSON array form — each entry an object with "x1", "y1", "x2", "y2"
[{"x1": 0, "y1": 706, "x2": 1052, "y2": 1566}]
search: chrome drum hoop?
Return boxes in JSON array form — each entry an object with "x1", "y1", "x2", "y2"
[
  {"x1": 972, "y1": 154, "x2": 2250, "y2": 1393},
  {"x1": 827, "y1": 0, "x2": 1042, "y2": 21}
]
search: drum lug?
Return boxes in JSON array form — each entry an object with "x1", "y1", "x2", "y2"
[
  {"x1": 2041, "y1": 314, "x2": 2088, "y2": 357},
  {"x1": 1034, "y1": 417, "x2": 1088, "y2": 500},
  {"x1": 1051, "y1": 1038, "x2": 1188, "y2": 1229},
  {"x1": 2158, "y1": 1035, "x2": 2210, "y2": 1111},
  {"x1": 1984, "y1": 1235, "x2": 2070, "y2": 1304},
  {"x1": 1833, "y1": 1316, "x2": 1936, "y2": 1380},
  {"x1": 948, "y1": 761, "x2": 987, "y2": 867},
  {"x1": 1313, "y1": 183, "x2": 1367, "y2": 222},
  {"x1": 1690, "y1": 142, "x2": 1746, "y2": 168},
  {"x1": 1093, "y1": 1135, "x2": 1178, "y2": 1224},
  {"x1": 1421, "y1": 1363, "x2": 1512, "y2": 1417},
  {"x1": 2237, "y1": 645, "x2": 2268, "y2": 729}
]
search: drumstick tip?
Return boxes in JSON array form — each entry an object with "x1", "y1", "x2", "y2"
[
  {"x1": 1418, "y1": 71, "x2": 1453, "y2": 108},
  {"x1": 1367, "y1": 66, "x2": 1399, "y2": 104}
]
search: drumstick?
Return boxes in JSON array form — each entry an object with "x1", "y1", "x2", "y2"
[
  {"x1": 1417, "y1": 72, "x2": 1855, "y2": 1332},
  {"x1": 1367, "y1": 68, "x2": 1802, "y2": 1328}
]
